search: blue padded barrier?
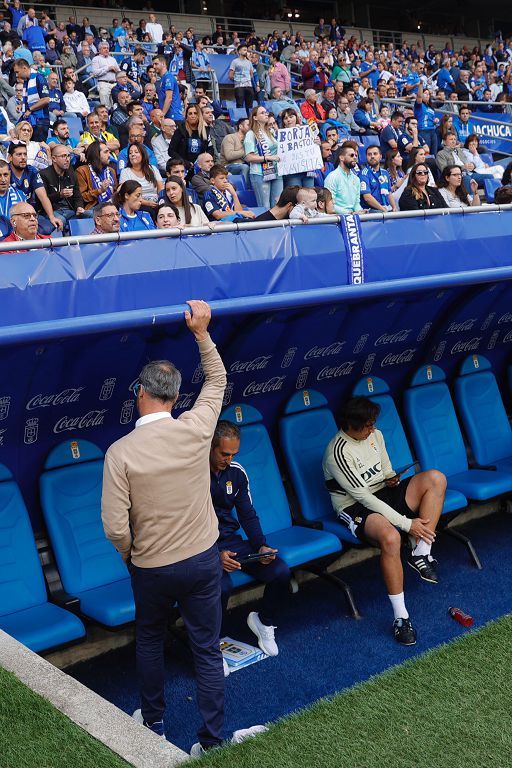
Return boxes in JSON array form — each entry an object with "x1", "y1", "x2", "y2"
[
  {"x1": 221, "y1": 404, "x2": 343, "y2": 568},
  {"x1": 39, "y1": 440, "x2": 135, "y2": 627},
  {"x1": 352, "y1": 375, "x2": 467, "y2": 515},
  {"x1": 455, "y1": 354, "x2": 512, "y2": 472},
  {"x1": 279, "y1": 389, "x2": 359, "y2": 545},
  {"x1": 0, "y1": 462, "x2": 85, "y2": 651},
  {"x1": 69, "y1": 218, "x2": 95, "y2": 237},
  {"x1": 404, "y1": 365, "x2": 512, "y2": 501}
]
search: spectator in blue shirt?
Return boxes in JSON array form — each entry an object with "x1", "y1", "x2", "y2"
[
  {"x1": 191, "y1": 39, "x2": 212, "y2": 87},
  {"x1": 113, "y1": 179, "x2": 155, "y2": 231},
  {"x1": 453, "y1": 105, "x2": 473, "y2": 144},
  {"x1": 13, "y1": 57, "x2": 50, "y2": 141},
  {"x1": 380, "y1": 111, "x2": 405, "y2": 155},
  {"x1": 414, "y1": 84, "x2": 439, "y2": 156},
  {"x1": 8, "y1": 140, "x2": 61, "y2": 232},
  {"x1": 111, "y1": 70, "x2": 141, "y2": 105},
  {"x1": 359, "y1": 145, "x2": 397, "y2": 211},
  {"x1": 360, "y1": 51, "x2": 379, "y2": 88},
  {"x1": 354, "y1": 97, "x2": 379, "y2": 134},
  {"x1": 437, "y1": 61, "x2": 456, "y2": 94},
  {"x1": 23, "y1": 23, "x2": 46, "y2": 53},
  {"x1": 47, "y1": 70, "x2": 65, "y2": 123},
  {"x1": 152, "y1": 53, "x2": 183, "y2": 121}
]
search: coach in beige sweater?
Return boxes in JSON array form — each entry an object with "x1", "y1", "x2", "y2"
[{"x1": 101, "y1": 300, "x2": 227, "y2": 751}]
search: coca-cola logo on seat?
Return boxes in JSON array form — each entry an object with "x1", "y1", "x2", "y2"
[
  {"x1": 380, "y1": 349, "x2": 416, "y2": 367},
  {"x1": 450, "y1": 338, "x2": 482, "y2": 355},
  {"x1": 316, "y1": 361, "x2": 355, "y2": 380},
  {"x1": 304, "y1": 342, "x2": 346, "y2": 359},
  {"x1": 26, "y1": 388, "x2": 85, "y2": 410}
]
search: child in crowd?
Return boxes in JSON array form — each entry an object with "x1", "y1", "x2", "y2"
[
  {"x1": 203, "y1": 165, "x2": 256, "y2": 221},
  {"x1": 316, "y1": 187, "x2": 335, "y2": 215},
  {"x1": 289, "y1": 186, "x2": 321, "y2": 219}
]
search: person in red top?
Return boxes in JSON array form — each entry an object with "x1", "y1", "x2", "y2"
[
  {"x1": 300, "y1": 89, "x2": 326, "y2": 124},
  {"x1": 2, "y1": 202, "x2": 51, "y2": 251}
]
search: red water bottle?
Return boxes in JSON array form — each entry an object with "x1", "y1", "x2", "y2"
[{"x1": 448, "y1": 607, "x2": 474, "y2": 627}]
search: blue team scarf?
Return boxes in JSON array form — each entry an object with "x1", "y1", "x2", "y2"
[{"x1": 89, "y1": 165, "x2": 115, "y2": 203}]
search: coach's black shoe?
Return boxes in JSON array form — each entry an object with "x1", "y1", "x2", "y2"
[
  {"x1": 393, "y1": 617, "x2": 417, "y2": 646},
  {"x1": 407, "y1": 553, "x2": 439, "y2": 584}
]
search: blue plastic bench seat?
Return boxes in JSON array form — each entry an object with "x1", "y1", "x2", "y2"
[
  {"x1": 221, "y1": 404, "x2": 343, "y2": 566},
  {"x1": 279, "y1": 389, "x2": 359, "y2": 547},
  {"x1": 455, "y1": 354, "x2": 512, "y2": 475},
  {"x1": 39, "y1": 440, "x2": 135, "y2": 627},
  {"x1": 404, "y1": 364, "x2": 512, "y2": 502},
  {"x1": 0, "y1": 463, "x2": 85, "y2": 652},
  {"x1": 352, "y1": 375, "x2": 467, "y2": 517}
]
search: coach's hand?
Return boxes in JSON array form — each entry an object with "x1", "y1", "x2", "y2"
[
  {"x1": 220, "y1": 550, "x2": 241, "y2": 572},
  {"x1": 409, "y1": 517, "x2": 436, "y2": 545},
  {"x1": 185, "y1": 299, "x2": 211, "y2": 342}
]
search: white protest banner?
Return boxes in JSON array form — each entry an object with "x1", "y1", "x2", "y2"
[{"x1": 277, "y1": 124, "x2": 323, "y2": 176}]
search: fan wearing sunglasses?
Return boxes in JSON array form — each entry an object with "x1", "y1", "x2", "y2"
[{"x1": 399, "y1": 162, "x2": 447, "y2": 211}]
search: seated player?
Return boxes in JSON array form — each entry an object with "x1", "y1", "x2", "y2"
[
  {"x1": 209, "y1": 420, "x2": 291, "y2": 656},
  {"x1": 323, "y1": 396, "x2": 446, "y2": 646}
]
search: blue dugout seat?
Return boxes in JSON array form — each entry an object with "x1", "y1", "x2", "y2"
[
  {"x1": 222, "y1": 404, "x2": 359, "y2": 617},
  {"x1": 455, "y1": 355, "x2": 512, "y2": 473},
  {"x1": 404, "y1": 365, "x2": 512, "y2": 503},
  {"x1": 0, "y1": 463, "x2": 85, "y2": 652},
  {"x1": 69, "y1": 218, "x2": 95, "y2": 237},
  {"x1": 279, "y1": 389, "x2": 359, "y2": 546},
  {"x1": 484, "y1": 178, "x2": 500, "y2": 203},
  {"x1": 39, "y1": 440, "x2": 135, "y2": 627}
]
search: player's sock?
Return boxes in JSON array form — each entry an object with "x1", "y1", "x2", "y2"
[
  {"x1": 388, "y1": 591, "x2": 409, "y2": 620},
  {"x1": 412, "y1": 538, "x2": 432, "y2": 557}
]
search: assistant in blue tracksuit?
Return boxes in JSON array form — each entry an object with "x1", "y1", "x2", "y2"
[{"x1": 209, "y1": 422, "x2": 291, "y2": 631}]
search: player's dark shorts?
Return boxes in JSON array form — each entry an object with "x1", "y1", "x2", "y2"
[{"x1": 338, "y1": 477, "x2": 415, "y2": 544}]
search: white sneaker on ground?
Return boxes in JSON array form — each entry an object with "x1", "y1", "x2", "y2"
[
  {"x1": 231, "y1": 725, "x2": 269, "y2": 744},
  {"x1": 190, "y1": 742, "x2": 205, "y2": 757},
  {"x1": 223, "y1": 657, "x2": 231, "y2": 677},
  {"x1": 247, "y1": 611, "x2": 279, "y2": 656},
  {"x1": 131, "y1": 708, "x2": 166, "y2": 738},
  {"x1": 132, "y1": 708, "x2": 143, "y2": 724}
]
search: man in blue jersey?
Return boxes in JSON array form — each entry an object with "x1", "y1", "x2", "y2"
[
  {"x1": 210, "y1": 420, "x2": 291, "y2": 657},
  {"x1": 153, "y1": 54, "x2": 183, "y2": 121},
  {"x1": 8, "y1": 142, "x2": 61, "y2": 232},
  {"x1": 13, "y1": 57, "x2": 50, "y2": 142},
  {"x1": 0, "y1": 159, "x2": 26, "y2": 225},
  {"x1": 437, "y1": 60, "x2": 456, "y2": 95},
  {"x1": 414, "y1": 84, "x2": 439, "y2": 156},
  {"x1": 359, "y1": 145, "x2": 397, "y2": 212}
]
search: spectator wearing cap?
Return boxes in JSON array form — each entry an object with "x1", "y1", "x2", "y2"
[{"x1": 300, "y1": 89, "x2": 326, "y2": 123}]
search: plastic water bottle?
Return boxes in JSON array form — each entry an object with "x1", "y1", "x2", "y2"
[{"x1": 448, "y1": 607, "x2": 474, "y2": 627}]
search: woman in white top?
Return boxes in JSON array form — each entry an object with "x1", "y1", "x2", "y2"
[
  {"x1": 243, "y1": 105, "x2": 283, "y2": 209},
  {"x1": 160, "y1": 176, "x2": 211, "y2": 228},
  {"x1": 437, "y1": 164, "x2": 481, "y2": 208},
  {"x1": 119, "y1": 143, "x2": 164, "y2": 211},
  {"x1": 13, "y1": 120, "x2": 50, "y2": 170},
  {"x1": 462, "y1": 134, "x2": 504, "y2": 180}
]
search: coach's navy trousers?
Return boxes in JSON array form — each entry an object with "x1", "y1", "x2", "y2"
[{"x1": 131, "y1": 544, "x2": 224, "y2": 748}]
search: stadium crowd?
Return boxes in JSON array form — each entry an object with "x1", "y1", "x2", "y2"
[{"x1": 0, "y1": 6, "x2": 511, "y2": 243}]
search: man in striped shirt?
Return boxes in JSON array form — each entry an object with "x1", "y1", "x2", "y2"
[{"x1": 323, "y1": 396, "x2": 446, "y2": 646}]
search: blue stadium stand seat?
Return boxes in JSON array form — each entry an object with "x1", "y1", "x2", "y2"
[
  {"x1": 484, "y1": 178, "x2": 500, "y2": 203},
  {"x1": 279, "y1": 389, "x2": 360, "y2": 548},
  {"x1": 455, "y1": 355, "x2": 512, "y2": 473},
  {"x1": 227, "y1": 173, "x2": 246, "y2": 191},
  {"x1": 69, "y1": 217, "x2": 95, "y2": 237},
  {"x1": 404, "y1": 364, "x2": 512, "y2": 544},
  {"x1": 228, "y1": 106, "x2": 251, "y2": 122},
  {"x1": 0, "y1": 462, "x2": 86, "y2": 652},
  {"x1": 237, "y1": 189, "x2": 257, "y2": 207},
  {"x1": 352, "y1": 375, "x2": 479, "y2": 565},
  {"x1": 40, "y1": 440, "x2": 135, "y2": 627},
  {"x1": 222, "y1": 404, "x2": 359, "y2": 617},
  {"x1": 479, "y1": 152, "x2": 493, "y2": 167},
  {"x1": 63, "y1": 115, "x2": 83, "y2": 143},
  {"x1": 360, "y1": 135, "x2": 380, "y2": 149}
]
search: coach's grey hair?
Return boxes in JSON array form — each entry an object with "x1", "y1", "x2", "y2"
[{"x1": 139, "y1": 360, "x2": 182, "y2": 403}]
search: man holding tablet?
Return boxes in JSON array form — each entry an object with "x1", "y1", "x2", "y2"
[{"x1": 210, "y1": 420, "x2": 291, "y2": 657}]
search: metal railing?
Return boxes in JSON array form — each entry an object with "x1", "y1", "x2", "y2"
[{"x1": 1, "y1": 204, "x2": 510, "y2": 254}]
